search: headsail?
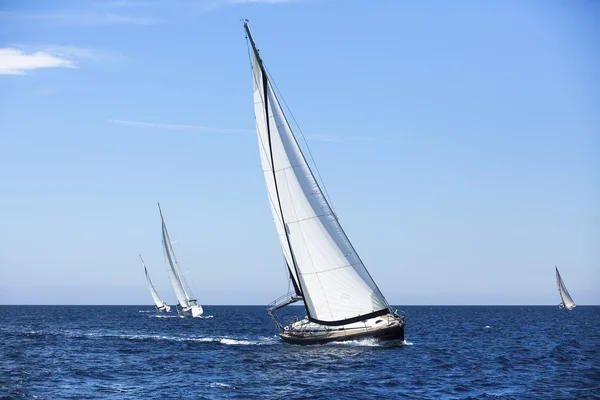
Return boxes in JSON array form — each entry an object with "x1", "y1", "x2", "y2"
[
  {"x1": 556, "y1": 266, "x2": 575, "y2": 309},
  {"x1": 140, "y1": 255, "x2": 166, "y2": 309},
  {"x1": 244, "y1": 22, "x2": 391, "y2": 326},
  {"x1": 159, "y1": 203, "x2": 193, "y2": 308}
]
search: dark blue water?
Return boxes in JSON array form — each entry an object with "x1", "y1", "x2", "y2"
[{"x1": 1, "y1": 306, "x2": 599, "y2": 399}]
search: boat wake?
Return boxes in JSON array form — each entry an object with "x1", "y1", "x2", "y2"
[
  {"x1": 324, "y1": 338, "x2": 411, "y2": 347},
  {"x1": 76, "y1": 331, "x2": 278, "y2": 346}
]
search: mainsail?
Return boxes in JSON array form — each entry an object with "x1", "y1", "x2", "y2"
[
  {"x1": 556, "y1": 266, "x2": 575, "y2": 309},
  {"x1": 159, "y1": 203, "x2": 193, "y2": 308},
  {"x1": 244, "y1": 23, "x2": 391, "y2": 326},
  {"x1": 140, "y1": 255, "x2": 167, "y2": 309}
]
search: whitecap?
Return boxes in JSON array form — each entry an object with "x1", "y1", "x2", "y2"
[
  {"x1": 210, "y1": 382, "x2": 231, "y2": 388},
  {"x1": 219, "y1": 338, "x2": 257, "y2": 345}
]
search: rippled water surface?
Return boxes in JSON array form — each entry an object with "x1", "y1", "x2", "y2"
[{"x1": 1, "y1": 305, "x2": 599, "y2": 399}]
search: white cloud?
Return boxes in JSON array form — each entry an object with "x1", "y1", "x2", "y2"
[{"x1": 0, "y1": 48, "x2": 75, "y2": 75}]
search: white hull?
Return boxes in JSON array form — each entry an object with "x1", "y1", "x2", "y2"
[
  {"x1": 559, "y1": 303, "x2": 576, "y2": 311},
  {"x1": 177, "y1": 303, "x2": 203, "y2": 318},
  {"x1": 156, "y1": 304, "x2": 171, "y2": 313}
]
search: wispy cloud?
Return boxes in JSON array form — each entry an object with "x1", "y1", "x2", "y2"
[
  {"x1": 108, "y1": 119, "x2": 390, "y2": 143},
  {"x1": 225, "y1": 0, "x2": 296, "y2": 3},
  {"x1": 0, "y1": 10, "x2": 160, "y2": 26},
  {"x1": 304, "y1": 133, "x2": 393, "y2": 144},
  {"x1": 109, "y1": 119, "x2": 254, "y2": 135},
  {"x1": 0, "y1": 48, "x2": 75, "y2": 75}
]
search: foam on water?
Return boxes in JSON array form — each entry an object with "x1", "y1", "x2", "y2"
[{"x1": 210, "y1": 382, "x2": 232, "y2": 389}]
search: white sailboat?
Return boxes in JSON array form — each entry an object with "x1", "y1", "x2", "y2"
[
  {"x1": 158, "y1": 203, "x2": 203, "y2": 318},
  {"x1": 140, "y1": 255, "x2": 171, "y2": 312},
  {"x1": 243, "y1": 21, "x2": 405, "y2": 345},
  {"x1": 556, "y1": 266, "x2": 576, "y2": 310}
]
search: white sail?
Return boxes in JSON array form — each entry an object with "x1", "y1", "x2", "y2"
[
  {"x1": 140, "y1": 255, "x2": 167, "y2": 309},
  {"x1": 247, "y1": 26, "x2": 390, "y2": 325},
  {"x1": 556, "y1": 266, "x2": 576, "y2": 309},
  {"x1": 159, "y1": 204, "x2": 192, "y2": 308}
]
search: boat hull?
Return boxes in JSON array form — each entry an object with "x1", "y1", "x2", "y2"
[
  {"x1": 155, "y1": 304, "x2": 171, "y2": 313},
  {"x1": 177, "y1": 303, "x2": 204, "y2": 318},
  {"x1": 279, "y1": 313, "x2": 405, "y2": 345},
  {"x1": 559, "y1": 303, "x2": 576, "y2": 311}
]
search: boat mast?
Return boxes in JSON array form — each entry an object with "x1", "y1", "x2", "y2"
[{"x1": 244, "y1": 21, "x2": 306, "y2": 307}]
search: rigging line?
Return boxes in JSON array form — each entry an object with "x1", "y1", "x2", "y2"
[{"x1": 262, "y1": 64, "x2": 338, "y2": 217}]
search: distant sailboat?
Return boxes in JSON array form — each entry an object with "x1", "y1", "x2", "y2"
[
  {"x1": 140, "y1": 255, "x2": 171, "y2": 312},
  {"x1": 243, "y1": 21, "x2": 405, "y2": 345},
  {"x1": 158, "y1": 203, "x2": 203, "y2": 317},
  {"x1": 556, "y1": 266, "x2": 576, "y2": 310}
]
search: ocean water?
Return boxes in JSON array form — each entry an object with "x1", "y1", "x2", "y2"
[{"x1": 1, "y1": 305, "x2": 599, "y2": 399}]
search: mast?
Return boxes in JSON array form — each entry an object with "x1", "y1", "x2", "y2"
[{"x1": 244, "y1": 21, "x2": 306, "y2": 305}]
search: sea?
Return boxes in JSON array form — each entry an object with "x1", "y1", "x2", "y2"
[{"x1": 1, "y1": 305, "x2": 599, "y2": 399}]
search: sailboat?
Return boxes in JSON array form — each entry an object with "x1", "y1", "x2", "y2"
[
  {"x1": 140, "y1": 255, "x2": 171, "y2": 312},
  {"x1": 243, "y1": 21, "x2": 405, "y2": 345},
  {"x1": 556, "y1": 266, "x2": 576, "y2": 310},
  {"x1": 158, "y1": 203, "x2": 203, "y2": 317}
]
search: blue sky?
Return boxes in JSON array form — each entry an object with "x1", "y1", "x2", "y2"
[{"x1": 0, "y1": 0, "x2": 598, "y2": 305}]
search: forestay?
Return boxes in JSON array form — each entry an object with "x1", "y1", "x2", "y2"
[
  {"x1": 246, "y1": 24, "x2": 390, "y2": 325},
  {"x1": 159, "y1": 204, "x2": 191, "y2": 308}
]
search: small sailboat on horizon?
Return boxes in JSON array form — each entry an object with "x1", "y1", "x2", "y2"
[
  {"x1": 158, "y1": 203, "x2": 203, "y2": 318},
  {"x1": 140, "y1": 255, "x2": 171, "y2": 313},
  {"x1": 556, "y1": 266, "x2": 576, "y2": 310},
  {"x1": 243, "y1": 21, "x2": 405, "y2": 345}
]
